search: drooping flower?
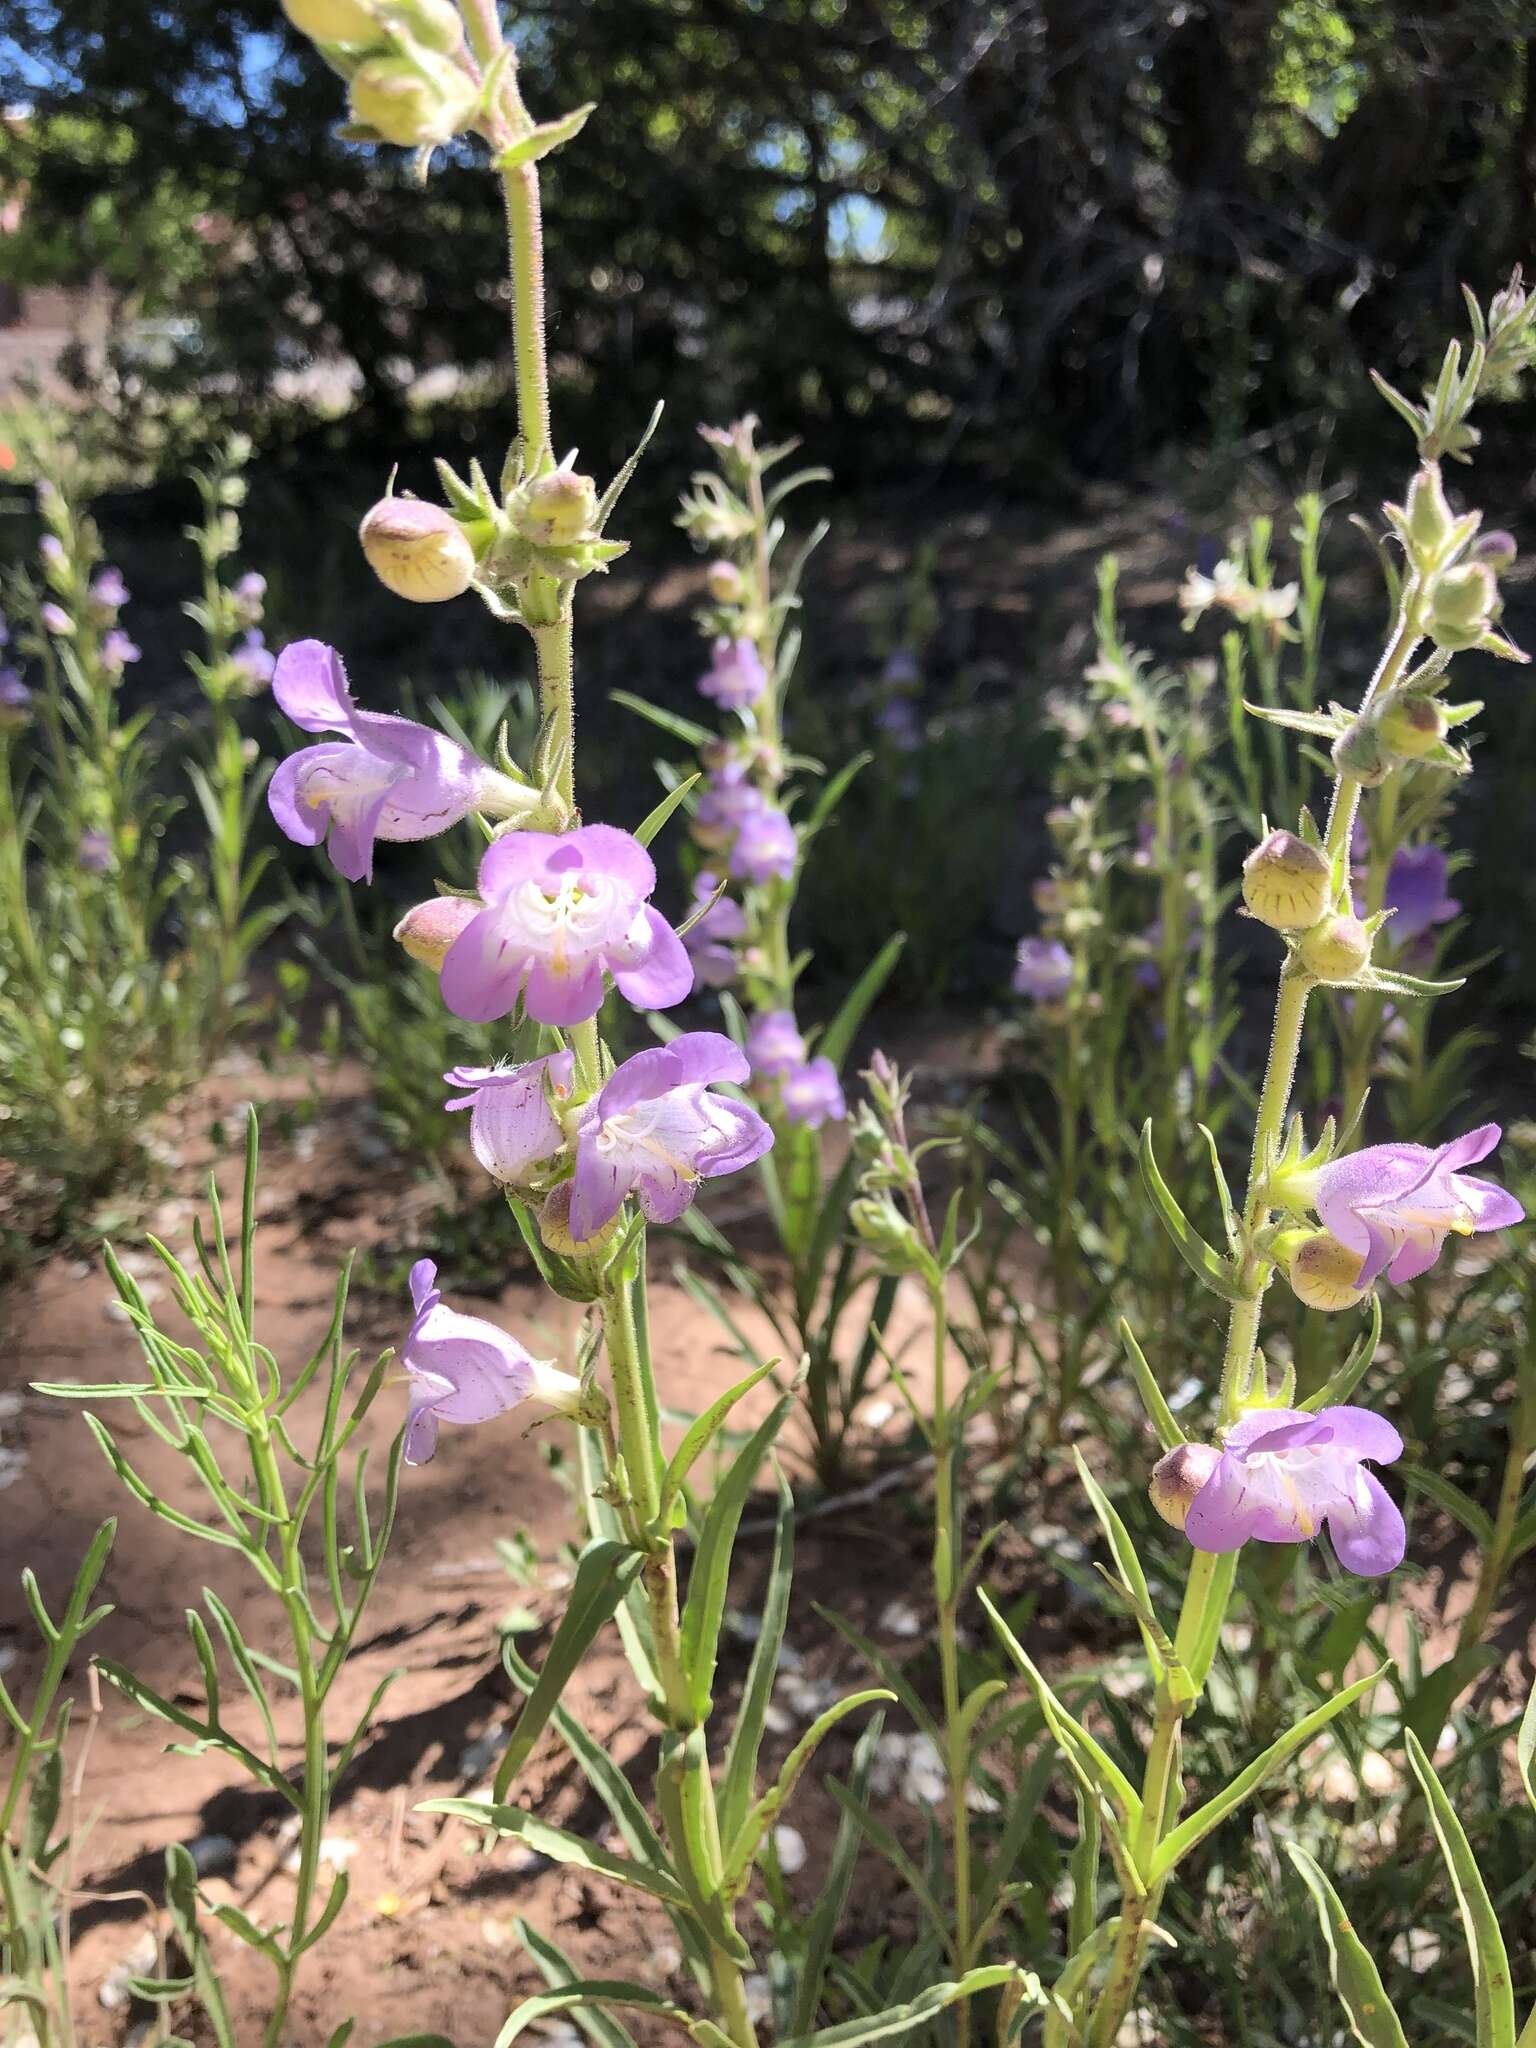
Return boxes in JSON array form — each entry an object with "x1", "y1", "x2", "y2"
[
  {"x1": 444, "y1": 1051, "x2": 576, "y2": 1187},
  {"x1": 39, "y1": 603, "x2": 71, "y2": 637},
  {"x1": 231, "y1": 629, "x2": 277, "y2": 691},
  {"x1": 780, "y1": 1056, "x2": 846, "y2": 1128},
  {"x1": 440, "y1": 824, "x2": 693, "y2": 1027},
  {"x1": 101, "y1": 630, "x2": 141, "y2": 672},
  {"x1": 698, "y1": 635, "x2": 768, "y2": 711},
  {"x1": 683, "y1": 871, "x2": 746, "y2": 988},
  {"x1": 1184, "y1": 1405, "x2": 1406, "y2": 1576},
  {"x1": 38, "y1": 536, "x2": 65, "y2": 571},
  {"x1": 746, "y1": 1010, "x2": 806, "y2": 1077},
  {"x1": 267, "y1": 639, "x2": 527, "y2": 884},
  {"x1": 1310, "y1": 1124, "x2": 1524, "y2": 1288},
  {"x1": 1382, "y1": 844, "x2": 1461, "y2": 946},
  {"x1": 1012, "y1": 937, "x2": 1073, "y2": 1003},
  {"x1": 568, "y1": 1032, "x2": 773, "y2": 1241},
  {"x1": 400, "y1": 1258, "x2": 577, "y2": 1465},
  {"x1": 729, "y1": 802, "x2": 796, "y2": 885}
]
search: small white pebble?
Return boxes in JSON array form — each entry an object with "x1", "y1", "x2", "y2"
[{"x1": 773, "y1": 1824, "x2": 807, "y2": 1874}]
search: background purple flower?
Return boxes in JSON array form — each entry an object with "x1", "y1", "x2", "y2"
[
  {"x1": 78, "y1": 830, "x2": 112, "y2": 872},
  {"x1": 746, "y1": 1009, "x2": 806, "y2": 1077},
  {"x1": 1382, "y1": 844, "x2": 1460, "y2": 945},
  {"x1": 569, "y1": 1031, "x2": 773, "y2": 1239},
  {"x1": 1312, "y1": 1123, "x2": 1523, "y2": 1288},
  {"x1": 40, "y1": 603, "x2": 71, "y2": 636},
  {"x1": 38, "y1": 536, "x2": 64, "y2": 570},
  {"x1": 90, "y1": 568, "x2": 128, "y2": 612},
  {"x1": 101, "y1": 630, "x2": 141, "y2": 672},
  {"x1": 232, "y1": 629, "x2": 276, "y2": 689},
  {"x1": 1185, "y1": 1405, "x2": 1405, "y2": 1576},
  {"x1": 440, "y1": 824, "x2": 693, "y2": 1026},
  {"x1": 1013, "y1": 936, "x2": 1073, "y2": 1003},
  {"x1": 780, "y1": 1056, "x2": 846, "y2": 1127},
  {"x1": 729, "y1": 802, "x2": 796, "y2": 884},
  {"x1": 445, "y1": 1051, "x2": 575, "y2": 1185},
  {"x1": 268, "y1": 638, "x2": 512, "y2": 884},
  {"x1": 698, "y1": 635, "x2": 768, "y2": 710},
  {"x1": 693, "y1": 762, "x2": 763, "y2": 850},
  {"x1": 683, "y1": 871, "x2": 746, "y2": 988},
  {"x1": 0, "y1": 669, "x2": 30, "y2": 709},
  {"x1": 400, "y1": 1258, "x2": 543, "y2": 1464}
]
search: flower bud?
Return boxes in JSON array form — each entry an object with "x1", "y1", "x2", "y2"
[
  {"x1": 538, "y1": 1181, "x2": 619, "y2": 1257},
  {"x1": 1427, "y1": 561, "x2": 1498, "y2": 652},
  {"x1": 393, "y1": 894, "x2": 480, "y2": 968},
  {"x1": 1285, "y1": 1230, "x2": 1366, "y2": 1312},
  {"x1": 1377, "y1": 693, "x2": 1446, "y2": 760},
  {"x1": 1474, "y1": 530, "x2": 1518, "y2": 570},
  {"x1": 1401, "y1": 464, "x2": 1456, "y2": 565},
  {"x1": 511, "y1": 466, "x2": 599, "y2": 547},
  {"x1": 391, "y1": 0, "x2": 464, "y2": 53},
  {"x1": 360, "y1": 496, "x2": 477, "y2": 602},
  {"x1": 706, "y1": 559, "x2": 746, "y2": 604},
  {"x1": 1299, "y1": 913, "x2": 1372, "y2": 983},
  {"x1": 349, "y1": 51, "x2": 477, "y2": 147},
  {"x1": 1330, "y1": 717, "x2": 1392, "y2": 788},
  {"x1": 849, "y1": 1193, "x2": 925, "y2": 1275},
  {"x1": 1241, "y1": 830, "x2": 1331, "y2": 931},
  {"x1": 281, "y1": 0, "x2": 379, "y2": 41},
  {"x1": 1149, "y1": 1443, "x2": 1222, "y2": 1530}
]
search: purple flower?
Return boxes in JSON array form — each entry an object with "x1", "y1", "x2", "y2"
[
  {"x1": 1383, "y1": 844, "x2": 1460, "y2": 946},
  {"x1": 0, "y1": 669, "x2": 30, "y2": 708},
  {"x1": 90, "y1": 568, "x2": 128, "y2": 611},
  {"x1": 231, "y1": 629, "x2": 276, "y2": 690},
  {"x1": 693, "y1": 762, "x2": 764, "y2": 851},
  {"x1": 39, "y1": 536, "x2": 64, "y2": 570},
  {"x1": 400, "y1": 1259, "x2": 574, "y2": 1464},
  {"x1": 1311, "y1": 1124, "x2": 1524, "y2": 1289},
  {"x1": 234, "y1": 571, "x2": 267, "y2": 612},
  {"x1": 40, "y1": 603, "x2": 71, "y2": 637},
  {"x1": 568, "y1": 1032, "x2": 773, "y2": 1240},
  {"x1": 1186, "y1": 1405, "x2": 1405, "y2": 1576},
  {"x1": 78, "y1": 830, "x2": 112, "y2": 872},
  {"x1": 698, "y1": 635, "x2": 768, "y2": 711},
  {"x1": 0, "y1": 612, "x2": 10, "y2": 646},
  {"x1": 729, "y1": 802, "x2": 796, "y2": 885},
  {"x1": 746, "y1": 1009, "x2": 806, "y2": 1077},
  {"x1": 875, "y1": 698, "x2": 923, "y2": 751},
  {"x1": 444, "y1": 1051, "x2": 576, "y2": 1186},
  {"x1": 441, "y1": 824, "x2": 693, "y2": 1027},
  {"x1": 881, "y1": 646, "x2": 920, "y2": 689},
  {"x1": 683, "y1": 871, "x2": 746, "y2": 988},
  {"x1": 780, "y1": 1056, "x2": 846, "y2": 1128},
  {"x1": 101, "y1": 630, "x2": 140, "y2": 672},
  {"x1": 268, "y1": 639, "x2": 517, "y2": 885},
  {"x1": 1013, "y1": 937, "x2": 1073, "y2": 1003}
]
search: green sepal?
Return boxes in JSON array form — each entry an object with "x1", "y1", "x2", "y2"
[{"x1": 496, "y1": 102, "x2": 596, "y2": 170}]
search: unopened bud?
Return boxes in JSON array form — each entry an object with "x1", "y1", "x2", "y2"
[
  {"x1": 1299, "y1": 913, "x2": 1372, "y2": 983},
  {"x1": 1149, "y1": 1443, "x2": 1222, "y2": 1531},
  {"x1": 512, "y1": 466, "x2": 599, "y2": 547},
  {"x1": 1286, "y1": 1230, "x2": 1366, "y2": 1312},
  {"x1": 1377, "y1": 693, "x2": 1446, "y2": 760},
  {"x1": 849, "y1": 1193, "x2": 924, "y2": 1274},
  {"x1": 1241, "y1": 829, "x2": 1331, "y2": 931},
  {"x1": 394, "y1": 894, "x2": 479, "y2": 967},
  {"x1": 706, "y1": 559, "x2": 746, "y2": 604},
  {"x1": 1401, "y1": 464, "x2": 1456, "y2": 565},
  {"x1": 1330, "y1": 717, "x2": 1392, "y2": 788},
  {"x1": 538, "y1": 1181, "x2": 619, "y2": 1257},
  {"x1": 349, "y1": 51, "x2": 477, "y2": 147},
  {"x1": 1427, "y1": 561, "x2": 1498, "y2": 651},
  {"x1": 282, "y1": 0, "x2": 378, "y2": 41},
  {"x1": 392, "y1": 0, "x2": 464, "y2": 52},
  {"x1": 360, "y1": 496, "x2": 477, "y2": 603},
  {"x1": 1474, "y1": 530, "x2": 1518, "y2": 570}
]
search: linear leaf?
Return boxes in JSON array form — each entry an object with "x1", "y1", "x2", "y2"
[
  {"x1": 679, "y1": 1395, "x2": 794, "y2": 1722},
  {"x1": 512, "y1": 1921, "x2": 641, "y2": 2048},
  {"x1": 1285, "y1": 1843, "x2": 1409, "y2": 2048},
  {"x1": 1404, "y1": 1730, "x2": 1516, "y2": 2048},
  {"x1": 493, "y1": 1981, "x2": 690, "y2": 2048},
  {"x1": 658, "y1": 1359, "x2": 781, "y2": 1527},
  {"x1": 724, "y1": 1689, "x2": 894, "y2": 1889},
  {"x1": 824, "y1": 1777, "x2": 949, "y2": 1941},
  {"x1": 776, "y1": 1966, "x2": 1046, "y2": 2048},
  {"x1": 791, "y1": 1712, "x2": 884, "y2": 2035},
  {"x1": 609, "y1": 690, "x2": 712, "y2": 749},
  {"x1": 1139, "y1": 1121, "x2": 1249, "y2": 1304},
  {"x1": 421, "y1": 1801, "x2": 691, "y2": 1909},
  {"x1": 719, "y1": 1466, "x2": 794, "y2": 1846},
  {"x1": 1118, "y1": 1319, "x2": 1185, "y2": 1450},
  {"x1": 818, "y1": 933, "x2": 906, "y2": 1074},
  {"x1": 633, "y1": 773, "x2": 700, "y2": 850}
]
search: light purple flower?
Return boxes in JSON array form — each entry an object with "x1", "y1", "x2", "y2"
[
  {"x1": 400, "y1": 1259, "x2": 566, "y2": 1465},
  {"x1": 231, "y1": 629, "x2": 276, "y2": 689},
  {"x1": 1383, "y1": 844, "x2": 1460, "y2": 946},
  {"x1": 101, "y1": 630, "x2": 140, "y2": 671},
  {"x1": 683, "y1": 871, "x2": 746, "y2": 988},
  {"x1": 0, "y1": 612, "x2": 9, "y2": 646},
  {"x1": 780, "y1": 1056, "x2": 846, "y2": 1128},
  {"x1": 444, "y1": 1051, "x2": 576, "y2": 1186},
  {"x1": 1311, "y1": 1124, "x2": 1524, "y2": 1289},
  {"x1": 875, "y1": 698, "x2": 923, "y2": 751},
  {"x1": 698, "y1": 635, "x2": 768, "y2": 711},
  {"x1": 0, "y1": 669, "x2": 30, "y2": 708},
  {"x1": 881, "y1": 646, "x2": 920, "y2": 689},
  {"x1": 568, "y1": 1032, "x2": 773, "y2": 1240},
  {"x1": 729, "y1": 802, "x2": 796, "y2": 885},
  {"x1": 268, "y1": 639, "x2": 515, "y2": 885},
  {"x1": 441, "y1": 824, "x2": 693, "y2": 1027},
  {"x1": 746, "y1": 1009, "x2": 806, "y2": 1077},
  {"x1": 40, "y1": 603, "x2": 71, "y2": 637},
  {"x1": 234, "y1": 571, "x2": 267, "y2": 613},
  {"x1": 90, "y1": 568, "x2": 128, "y2": 611},
  {"x1": 39, "y1": 536, "x2": 64, "y2": 569},
  {"x1": 1186, "y1": 1405, "x2": 1405, "y2": 1576},
  {"x1": 693, "y1": 762, "x2": 764, "y2": 851},
  {"x1": 78, "y1": 830, "x2": 112, "y2": 872},
  {"x1": 1013, "y1": 937, "x2": 1073, "y2": 1003}
]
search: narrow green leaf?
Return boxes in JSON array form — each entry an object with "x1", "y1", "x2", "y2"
[
  {"x1": 724, "y1": 1688, "x2": 894, "y2": 1889},
  {"x1": 1151, "y1": 1667, "x2": 1386, "y2": 1883},
  {"x1": 777, "y1": 1966, "x2": 1046, "y2": 2048},
  {"x1": 1404, "y1": 1729, "x2": 1516, "y2": 2048},
  {"x1": 679, "y1": 1395, "x2": 794, "y2": 1722},
  {"x1": 1118, "y1": 1320, "x2": 1185, "y2": 1449},
  {"x1": 654, "y1": 1729, "x2": 754, "y2": 1964},
  {"x1": 658, "y1": 1358, "x2": 781, "y2": 1527},
  {"x1": 1285, "y1": 1843, "x2": 1409, "y2": 2048},
  {"x1": 792, "y1": 1711, "x2": 884, "y2": 2034},
  {"x1": 1300, "y1": 1295, "x2": 1382, "y2": 1413},
  {"x1": 421, "y1": 1801, "x2": 692, "y2": 1908},
  {"x1": 800, "y1": 750, "x2": 871, "y2": 840},
  {"x1": 719, "y1": 1466, "x2": 794, "y2": 1846},
  {"x1": 633, "y1": 773, "x2": 701, "y2": 850},
  {"x1": 1071, "y1": 1450, "x2": 1177, "y2": 1692},
  {"x1": 824, "y1": 1777, "x2": 949, "y2": 1941},
  {"x1": 497, "y1": 101, "x2": 595, "y2": 169},
  {"x1": 513, "y1": 1920, "x2": 642, "y2": 2048},
  {"x1": 610, "y1": 690, "x2": 712, "y2": 750},
  {"x1": 492, "y1": 1541, "x2": 645, "y2": 1801},
  {"x1": 816, "y1": 1605, "x2": 942, "y2": 1751},
  {"x1": 1139, "y1": 1122, "x2": 1249, "y2": 1304},
  {"x1": 818, "y1": 933, "x2": 906, "y2": 1074},
  {"x1": 1399, "y1": 1467, "x2": 1495, "y2": 1547},
  {"x1": 493, "y1": 1982, "x2": 689, "y2": 2048}
]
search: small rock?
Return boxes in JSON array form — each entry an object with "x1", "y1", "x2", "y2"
[
  {"x1": 0, "y1": 1392, "x2": 23, "y2": 1422},
  {"x1": 1391, "y1": 1927, "x2": 1442, "y2": 1974},
  {"x1": 877, "y1": 1599, "x2": 922, "y2": 1639},
  {"x1": 283, "y1": 1833, "x2": 357, "y2": 1874},
  {"x1": 185, "y1": 1832, "x2": 238, "y2": 1877},
  {"x1": 773, "y1": 1824, "x2": 807, "y2": 1875},
  {"x1": 98, "y1": 1930, "x2": 158, "y2": 2010},
  {"x1": 456, "y1": 1727, "x2": 506, "y2": 1779},
  {"x1": 744, "y1": 1976, "x2": 773, "y2": 2025}
]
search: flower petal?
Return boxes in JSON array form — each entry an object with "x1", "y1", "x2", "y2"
[
  {"x1": 523, "y1": 954, "x2": 606, "y2": 1027},
  {"x1": 1185, "y1": 1451, "x2": 1267, "y2": 1553},
  {"x1": 613, "y1": 907, "x2": 695, "y2": 1012},
  {"x1": 273, "y1": 639, "x2": 353, "y2": 733},
  {"x1": 1325, "y1": 1470, "x2": 1405, "y2": 1575},
  {"x1": 267, "y1": 751, "x2": 328, "y2": 848},
  {"x1": 440, "y1": 908, "x2": 527, "y2": 1024},
  {"x1": 1315, "y1": 1407, "x2": 1403, "y2": 1464}
]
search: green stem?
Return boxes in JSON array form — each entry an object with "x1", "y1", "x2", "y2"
[
  {"x1": 1457, "y1": 1344, "x2": 1536, "y2": 1654},
  {"x1": 931, "y1": 1284, "x2": 973, "y2": 2030}
]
